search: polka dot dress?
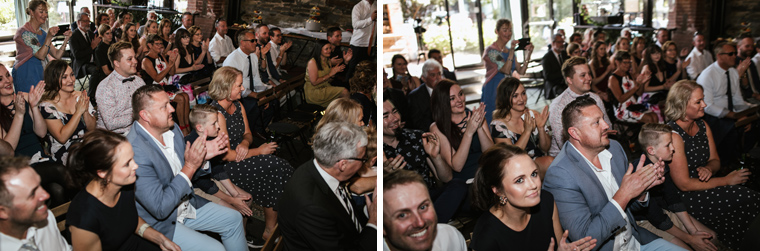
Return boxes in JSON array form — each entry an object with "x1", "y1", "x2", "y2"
[
  {"x1": 212, "y1": 101, "x2": 294, "y2": 208},
  {"x1": 669, "y1": 120, "x2": 760, "y2": 249}
]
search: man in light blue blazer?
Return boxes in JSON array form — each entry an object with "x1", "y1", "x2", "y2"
[
  {"x1": 543, "y1": 96, "x2": 686, "y2": 251},
  {"x1": 127, "y1": 85, "x2": 247, "y2": 251}
]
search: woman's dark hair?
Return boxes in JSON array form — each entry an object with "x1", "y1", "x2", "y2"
[
  {"x1": 311, "y1": 41, "x2": 330, "y2": 71},
  {"x1": 493, "y1": 77, "x2": 522, "y2": 120},
  {"x1": 471, "y1": 143, "x2": 528, "y2": 212},
  {"x1": 41, "y1": 60, "x2": 70, "y2": 102},
  {"x1": 642, "y1": 45, "x2": 665, "y2": 75},
  {"x1": 589, "y1": 41, "x2": 609, "y2": 70},
  {"x1": 66, "y1": 129, "x2": 129, "y2": 189},
  {"x1": 175, "y1": 28, "x2": 192, "y2": 59},
  {"x1": 431, "y1": 79, "x2": 463, "y2": 149},
  {"x1": 0, "y1": 64, "x2": 12, "y2": 133},
  {"x1": 390, "y1": 54, "x2": 408, "y2": 77}
]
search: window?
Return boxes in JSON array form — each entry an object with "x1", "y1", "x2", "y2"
[{"x1": 0, "y1": 0, "x2": 16, "y2": 38}]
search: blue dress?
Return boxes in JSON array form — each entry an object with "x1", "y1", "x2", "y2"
[
  {"x1": 12, "y1": 28, "x2": 46, "y2": 92},
  {"x1": 482, "y1": 48, "x2": 516, "y2": 123}
]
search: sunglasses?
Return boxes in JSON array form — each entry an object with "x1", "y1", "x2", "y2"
[{"x1": 720, "y1": 52, "x2": 737, "y2": 56}]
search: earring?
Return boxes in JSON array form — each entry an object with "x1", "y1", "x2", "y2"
[{"x1": 498, "y1": 196, "x2": 508, "y2": 205}]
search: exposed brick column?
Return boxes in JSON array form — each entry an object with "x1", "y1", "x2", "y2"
[
  {"x1": 668, "y1": 0, "x2": 711, "y2": 52},
  {"x1": 188, "y1": 0, "x2": 227, "y2": 38}
]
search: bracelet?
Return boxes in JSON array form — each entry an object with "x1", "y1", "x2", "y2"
[{"x1": 137, "y1": 223, "x2": 150, "y2": 237}]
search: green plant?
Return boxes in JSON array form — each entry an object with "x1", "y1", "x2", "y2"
[{"x1": 0, "y1": 0, "x2": 15, "y2": 25}]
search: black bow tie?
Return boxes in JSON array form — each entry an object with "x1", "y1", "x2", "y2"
[{"x1": 122, "y1": 77, "x2": 135, "y2": 83}]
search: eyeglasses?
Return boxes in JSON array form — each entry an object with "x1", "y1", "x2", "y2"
[
  {"x1": 241, "y1": 39, "x2": 256, "y2": 43},
  {"x1": 620, "y1": 61, "x2": 632, "y2": 64},
  {"x1": 344, "y1": 157, "x2": 368, "y2": 163},
  {"x1": 720, "y1": 52, "x2": 737, "y2": 56}
]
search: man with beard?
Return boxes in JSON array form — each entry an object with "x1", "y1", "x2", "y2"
[
  {"x1": 0, "y1": 156, "x2": 71, "y2": 251},
  {"x1": 543, "y1": 96, "x2": 685, "y2": 251},
  {"x1": 736, "y1": 35, "x2": 760, "y2": 101},
  {"x1": 548, "y1": 57, "x2": 611, "y2": 156},
  {"x1": 685, "y1": 33, "x2": 714, "y2": 80},
  {"x1": 382, "y1": 98, "x2": 467, "y2": 223},
  {"x1": 127, "y1": 85, "x2": 245, "y2": 250},
  {"x1": 326, "y1": 27, "x2": 353, "y2": 89},
  {"x1": 96, "y1": 41, "x2": 147, "y2": 134},
  {"x1": 383, "y1": 170, "x2": 466, "y2": 251}
]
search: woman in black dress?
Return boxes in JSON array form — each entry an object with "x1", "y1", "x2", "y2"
[
  {"x1": 208, "y1": 66, "x2": 293, "y2": 241},
  {"x1": 66, "y1": 129, "x2": 180, "y2": 251},
  {"x1": 470, "y1": 143, "x2": 596, "y2": 251},
  {"x1": 89, "y1": 24, "x2": 113, "y2": 107},
  {"x1": 665, "y1": 80, "x2": 760, "y2": 250},
  {"x1": 188, "y1": 26, "x2": 214, "y2": 79}
]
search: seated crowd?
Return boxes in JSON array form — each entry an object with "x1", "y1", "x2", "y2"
[
  {"x1": 383, "y1": 19, "x2": 760, "y2": 251},
  {"x1": 1, "y1": 1, "x2": 379, "y2": 250}
]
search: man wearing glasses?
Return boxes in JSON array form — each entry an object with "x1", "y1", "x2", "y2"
[
  {"x1": 697, "y1": 41, "x2": 760, "y2": 165},
  {"x1": 278, "y1": 122, "x2": 377, "y2": 250},
  {"x1": 223, "y1": 30, "x2": 271, "y2": 136}
]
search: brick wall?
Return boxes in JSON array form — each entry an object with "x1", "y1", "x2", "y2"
[
  {"x1": 188, "y1": 0, "x2": 227, "y2": 38},
  {"x1": 666, "y1": 0, "x2": 712, "y2": 52}
]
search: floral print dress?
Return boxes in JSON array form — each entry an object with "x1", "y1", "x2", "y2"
[
  {"x1": 39, "y1": 100, "x2": 95, "y2": 165},
  {"x1": 609, "y1": 73, "x2": 660, "y2": 122}
]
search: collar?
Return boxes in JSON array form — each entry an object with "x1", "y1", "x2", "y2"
[
  {"x1": 214, "y1": 32, "x2": 226, "y2": 40},
  {"x1": 692, "y1": 47, "x2": 704, "y2": 56},
  {"x1": 0, "y1": 226, "x2": 36, "y2": 251},
  {"x1": 314, "y1": 159, "x2": 341, "y2": 193},
  {"x1": 111, "y1": 70, "x2": 135, "y2": 82},
  {"x1": 136, "y1": 121, "x2": 174, "y2": 150},
  {"x1": 569, "y1": 142, "x2": 612, "y2": 172},
  {"x1": 425, "y1": 84, "x2": 433, "y2": 96}
]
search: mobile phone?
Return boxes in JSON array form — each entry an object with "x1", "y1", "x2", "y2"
[
  {"x1": 515, "y1": 38, "x2": 531, "y2": 51},
  {"x1": 55, "y1": 25, "x2": 70, "y2": 36}
]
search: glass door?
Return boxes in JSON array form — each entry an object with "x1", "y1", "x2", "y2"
[{"x1": 443, "y1": 0, "x2": 484, "y2": 68}]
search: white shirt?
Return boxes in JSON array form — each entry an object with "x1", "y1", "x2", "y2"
[
  {"x1": 685, "y1": 47, "x2": 714, "y2": 80},
  {"x1": 136, "y1": 122, "x2": 200, "y2": 224},
  {"x1": 0, "y1": 210, "x2": 71, "y2": 251},
  {"x1": 349, "y1": 0, "x2": 376, "y2": 47},
  {"x1": 223, "y1": 48, "x2": 271, "y2": 97},
  {"x1": 569, "y1": 144, "x2": 640, "y2": 251},
  {"x1": 696, "y1": 62, "x2": 751, "y2": 118},
  {"x1": 173, "y1": 25, "x2": 187, "y2": 34},
  {"x1": 383, "y1": 224, "x2": 466, "y2": 251},
  {"x1": 209, "y1": 32, "x2": 235, "y2": 67}
]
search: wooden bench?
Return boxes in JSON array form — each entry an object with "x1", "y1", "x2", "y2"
[{"x1": 51, "y1": 201, "x2": 71, "y2": 232}]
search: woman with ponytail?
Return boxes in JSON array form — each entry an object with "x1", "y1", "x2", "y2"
[{"x1": 66, "y1": 129, "x2": 180, "y2": 251}]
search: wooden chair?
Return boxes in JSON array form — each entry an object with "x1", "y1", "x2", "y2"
[
  {"x1": 51, "y1": 201, "x2": 71, "y2": 232},
  {"x1": 260, "y1": 224, "x2": 283, "y2": 251}
]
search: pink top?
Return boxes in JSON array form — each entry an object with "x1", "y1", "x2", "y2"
[{"x1": 13, "y1": 22, "x2": 46, "y2": 70}]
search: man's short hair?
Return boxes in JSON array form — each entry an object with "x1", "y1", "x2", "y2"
[
  {"x1": 189, "y1": 104, "x2": 218, "y2": 128},
  {"x1": 562, "y1": 56, "x2": 588, "y2": 79},
  {"x1": 131, "y1": 85, "x2": 164, "y2": 121},
  {"x1": 147, "y1": 10, "x2": 157, "y2": 19},
  {"x1": 0, "y1": 156, "x2": 31, "y2": 207},
  {"x1": 236, "y1": 29, "x2": 253, "y2": 45},
  {"x1": 714, "y1": 41, "x2": 736, "y2": 57},
  {"x1": 326, "y1": 26, "x2": 341, "y2": 38},
  {"x1": 107, "y1": 41, "x2": 134, "y2": 65},
  {"x1": 561, "y1": 95, "x2": 598, "y2": 142},
  {"x1": 269, "y1": 27, "x2": 281, "y2": 36},
  {"x1": 613, "y1": 50, "x2": 631, "y2": 61},
  {"x1": 420, "y1": 59, "x2": 443, "y2": 78},
  {"x1": 384, "y1": 169, "x2": 427, "y2": 192},
  {"x1": 313, "y1": 122, "x2": 368, "y2": 167},
  {"x1": 77, "y1": 12, "x2": 90, "y2": 22},
  {"x1": 255, "y1": 24, "x2": 269, "y2": 34},
  {"x1": 638, "y1": 123, "x2": 672, "y2": 152},
  {"x1": 183, "y1": 12, "x2": 193, "y2": 18},
  {"x1": 569, "y1": 33, "x2": 582, "y2": 42},
  {"x1": 215, "y1": 18, "x2": 226, "y2": 28},
  {"x1": 427, "y1": 49, "x2": 441, "y2": 58}
]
